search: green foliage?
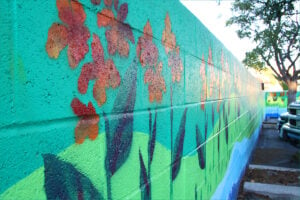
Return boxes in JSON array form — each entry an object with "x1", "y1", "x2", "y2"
[
  {"x1": 243, "y1": 51, "x2": 266, "y2": 71},
  {"x1": 227, "y1": 0, "x2": 300, "y2": 93}
]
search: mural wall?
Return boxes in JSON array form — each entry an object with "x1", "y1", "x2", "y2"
[
  {"x1": 0, "y1": 0, "x2": 264, "y2": 199},
  {"x1": 265, "y1": 91, "x2": 300, "y2": 118}
]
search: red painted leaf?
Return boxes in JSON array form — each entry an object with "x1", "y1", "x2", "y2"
[
  {"x1": 57, "y1": 0, "x2": 86, "y2": 25},
  {"x1": 46, "y1": 0, "x2": 90, "y2": 68},
  {"x1": 71, "y1": 98, "x2": 99, "y2": 144}
]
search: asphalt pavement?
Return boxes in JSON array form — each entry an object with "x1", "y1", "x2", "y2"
[{"x1": 251, "y1": 118, "x2": 300, "y2": 169}]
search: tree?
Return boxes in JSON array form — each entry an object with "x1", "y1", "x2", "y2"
[{"x1": 227, "y1": 0, "x2": 300, "y2": 105}]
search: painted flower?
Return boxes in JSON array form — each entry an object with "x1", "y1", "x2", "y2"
[
  {"x1": 46, "y1": 0, "x2": 90, "y2": 68},
  {"x1": 168, "y1": 47, "x2": 183, "y2": 82},
  {"x1": 136, "y1": 21, "x2": 158, "y2": 67},
  {"x1": 200, "y1": 55, "x2": 206, "y2": 110},
  {"x1": 162, "y1": 13, "x2": 176, "y2": 54},
  {"x1": 144, "y1": 62, "x2": 166, "y2": 103},
  {"x1": 78, "y1": 34, "x2": 120, "y2": 106},
  {"x1": 162, "y1": 13, "x2": 183, "y2": 83},
  {"x1": 97, "y1": 1, "x2": 134, "y2": 56},
  {"x1": 71, "y1": 98, "x2": 100, "y2": 144}
]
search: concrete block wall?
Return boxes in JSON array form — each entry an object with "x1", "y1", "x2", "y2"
[{"x1": 0, "y1": 0, "x2": 264, "y2": 199}]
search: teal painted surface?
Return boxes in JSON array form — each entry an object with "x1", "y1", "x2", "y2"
[{"x1": 0, "y1": 0, "x2": 264, "y2": 199}]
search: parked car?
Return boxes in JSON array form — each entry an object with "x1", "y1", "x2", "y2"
[
  {"x1": 279, "y1": 101, "x2": 300, "y2": 141},
  {"x1": 277, "y1": 112, "x2": 288, "y2": 131}
]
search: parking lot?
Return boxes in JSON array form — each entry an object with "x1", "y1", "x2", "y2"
[{"x1": 238, "y1": 118, "x2": 300, "y2": 199}]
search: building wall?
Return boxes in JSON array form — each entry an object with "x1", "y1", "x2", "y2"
[{"x1": 0, "y1": 0, "x2": 264, "y2": 199}]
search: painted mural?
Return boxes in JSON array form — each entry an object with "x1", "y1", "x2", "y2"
[
  {"x1": 0, "y1": 0, "x2": 264, "y2": 199},
  {"x1": 265, "y1": 91, "x2": 300, "y2": 118}
]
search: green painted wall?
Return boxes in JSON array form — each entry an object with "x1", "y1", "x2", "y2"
[{"x1": 0, "y1": 0, "x2": 264, "y2": 199}]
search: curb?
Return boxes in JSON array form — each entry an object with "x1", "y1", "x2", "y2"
[
  {"x1": 244, "y1": 182, "x2": 300, "y2": 199},
  {"x1": 249, "y1": 164, "x2": 300, "y2": 172}
]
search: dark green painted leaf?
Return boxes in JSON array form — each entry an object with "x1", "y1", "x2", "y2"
[
  {"x1": 148, "y1": 110, "x2": 157, "y2": 164},
  {"x1": 172, "y1": 108, "x2": 188, "y2": 181},
  {"x1": 195, "y1": 125, "x2": 205, "y2": 169},
  {"x1": 105, "y1": 58, "x2": 138, "y2": 176},
  {"x1": 43, "y1": 154, "x2": 103, "y2": 200}
]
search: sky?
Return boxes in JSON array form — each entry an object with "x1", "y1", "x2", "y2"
[
  {"x1": 180, "y1": 0, "x2": 285, "y2": 91},
  {"x1": 180, "y1": 0, "x2": 255, "y2": 63}
]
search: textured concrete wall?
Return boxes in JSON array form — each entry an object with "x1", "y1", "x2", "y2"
[{"x1": 0, "y1": 0, "x2": 264, "y2": 199}]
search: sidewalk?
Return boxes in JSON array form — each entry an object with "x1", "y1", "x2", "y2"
[{"x1": 238, "y1": 118, "x2": 300, "y2": 199}]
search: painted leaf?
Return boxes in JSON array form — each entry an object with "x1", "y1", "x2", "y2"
[
  {"x1": 148, "y1": 110, "x2": 157, "y2": 164},
  {"x1": 139, "y1": 150, "x2": 150, "y2": 200},
  {"x1": 168, "y1": 48, "x2": 183, "y2": 82},
  {"x1": 77, "y1": 34, "x2": 120, "y2": 106},
  {"x1": 105, "y1": 58, "x2": 137, "y2": 176},
  {"x1": 57, "y1": 0, "x2": 86, "y2": 25},
  {"x1": 144, "y1": 62, "x2": 166, "y2": 103},
  {"x1": 136, "y1": 20, "x2": 157, "y2": 68},
  {"x1": 162, "y1": 13, "x2": 176, "y2": 54},
  {"x1": 172, "y1": 108, "x2": 188, "y2": 181},
  {"x1": 67, "y1": 25, "x2": 90, "y2": 68},
  {"x1": 91, "y1": 0, "x2": 101, "y2": 5},
  {"x1": 148, "y1": 108, "x2": 152, "y2": 138},
  {"x1": 71, "y1": 98, "x2": 99, "y2": 144},
  {"x1": 117, "y1": 3, "x2": 128, "y2": 22},
  {"x1": 195, "y1": 185, "x2": 198, "y2": 200},
  {"x1": 97, "y1": 3, "x2": 134, "y2": 57},
  {"x1": 225, "y1": 115, "x2": 228, "y2": 144},
  {"x1": 46, "y1": 23, "x2": 68, "y2": 59},
  {"x1": 196, "y1": 125, "x2": 205, "y2": 169},
  {"x1": 43, "y1": 154, "x2": 103, "y2": 200},
  {"x1": 200, "y1": 55, "x2": 206, "y2": 110},
  {"x1": 212, "y1": 104, "x2": 215, "y2": 127},
  {"x1": 104, "y1": 0, "x2": 112, "y2": 7},
  {"x1": 97, "y1": 9, "x2": 115, "y2": 27},
  {"x1": 218, "y1": 120, "x2": 220, "y2": 153},
  {"x1": 46, "y1": 0, "x2": 90, "y2": 68}
]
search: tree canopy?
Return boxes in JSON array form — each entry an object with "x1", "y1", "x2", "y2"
[{"x1": 227, "y1": 0, "x2": 300, "y2": 104}]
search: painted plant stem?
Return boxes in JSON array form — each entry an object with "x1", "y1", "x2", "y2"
[
  {"x1": 170, "y1": 85, "x2": 174, "y2": 200},
  {"x1": 139, "y1": 149, "x2": 150, "y2": 200}
]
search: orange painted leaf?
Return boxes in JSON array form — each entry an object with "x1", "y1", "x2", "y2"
[
  {"x1": 46, "y1": 23, "x2": 68, "y2": 59},
  {"x1": 97, "y1": 9, "x2": 115, "y2": 27},
  {"x1": 144, "y1": 62, "x2": 166, "y2": 103},
  {"x1": 162, "y1": 13, "x2": 176, "y2": 54},
  {"x1": 144, "y1": 21, "x2": 152, "y2": 39},
  {"x1": 136, "y1": 21, "x2": 158, "y2": 67},
  {"x1": 93, "y1": 81, "x2": 107, "y2": 106}
]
